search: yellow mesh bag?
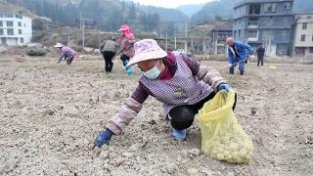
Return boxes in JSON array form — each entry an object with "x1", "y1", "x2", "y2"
[{"x1": 199, "y1": 90, "x2": 254, "y2": 164}]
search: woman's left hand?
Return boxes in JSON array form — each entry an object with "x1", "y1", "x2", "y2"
[{"x1": 218, "y1": 83, "x2": 231, "y2": 92}]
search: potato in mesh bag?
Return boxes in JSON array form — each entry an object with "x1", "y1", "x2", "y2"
[{"x1": 199, "y1": 91, "x2": 254, "y2": 164}]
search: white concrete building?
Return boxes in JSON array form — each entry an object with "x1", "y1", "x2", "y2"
[
  {"x1": 293, "y1": 13, "x2": 313, "y2": 56},
  {"x1": 0, "y1": 13, "x2": 32, "y2": 46}
]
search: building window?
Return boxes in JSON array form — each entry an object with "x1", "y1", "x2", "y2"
[
  {"x1": 310, "y1": 47, "x2": 313, "y2": 53},
  {"x1": 280, "y1": 30, "x2": 288, "y2": 38},
  {"x1": 4, "y1": 13, "x2": 14, "y2": 18},
  {"x1": 15, "y1": 14, "x2": 22, "y2": 19},
  {"x1": 312, "y1": 35, "x2": 313, "y2": 41},
  {"x1": 0, "y1": 29, "x2": 3, "y2": 35},
  {"x1": 20, "y1": 37, "x2": 24, "y2": 43},
  {"x1": 303, "y1": 23, "x2": 307, "y2": 30},
  {"x1": 238, "y1": 30, "x2": 241, "y2": 37},
  {"x1": 284, "y1": 2, "x2": 292, "y2": 10},
  {"x1": 248, "y1": 17, "x2": 259, "y2": 26},
  {"x1": 7, "y1": 29, "x2": 14, "y2": 35},
  {"x1": 6, "y1": 21, "x2": 13, "y2": 27},
  {"x1": 283, "y1": 17, "x2": 290, "y2": 24},
  {"x1": 0, "y1": 21, "x2": 2, "y2": 27},
  {"x1": 295, "y1": 47, "x2": 305, "y2": 55},
  {"x1": 264, "y1": 3, "x2": 277, "y2": 13},
  {"x1": 249, "y1": 4, "x2": 261, "y2": 14},
  {"x1": 301, "y1": 35, "x2": 306, "y2": 41},
  {"x1": 247, "y1": 30, "x2": 258, "y2": 38},
  {"x1": 18, "y1": 22, "x2": 21, "y2": 27},
  {"x1": 18, "y1": 29, "x2": 22, "y2": 34}
]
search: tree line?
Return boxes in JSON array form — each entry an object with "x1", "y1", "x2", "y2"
[{"x1": 6, "y1": 0, "x2": 187, "y2": 36}]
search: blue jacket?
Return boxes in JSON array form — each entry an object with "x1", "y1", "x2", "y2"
[{"x1": 228, "y1": 41, "x2": 254, "y2": 64}]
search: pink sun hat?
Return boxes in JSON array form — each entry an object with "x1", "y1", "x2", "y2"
[
  {"x1": 118, "y1": 24, "x2": 134, "y2": 39},
  {"x1": 127, "y1": 39, "x2": 167, "y2": 67},
  {"x1": 118, "y1": 24, "x2": 131, "y2": 32}
]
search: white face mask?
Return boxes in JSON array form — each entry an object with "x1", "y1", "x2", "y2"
[{"x1": 143, "y1": 66, "x2": 161, "y2": 79}]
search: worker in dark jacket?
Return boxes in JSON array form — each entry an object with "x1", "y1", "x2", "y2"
[
  {"x1": 99, "y1": 37, "x2": 119, "y2": 73},
  {"x1": 256, "y1": 44, "x2": 265, "y2": 67}
]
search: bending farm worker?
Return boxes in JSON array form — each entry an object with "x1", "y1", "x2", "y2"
[
  {"x1": 117, "y1": 24, "x2": 136, "y2": 76},
  {"x1": 99, "y1": 37, "x2": 119, "y2": 73},
  {"x1": 54, "y1": 43, "x2": 78, "y2": 65},
  {"x1": 226, "y1": 37, "x2": 254, "y2": 75},
  {"x1": 94, "y1": 39, "x2": 233, "y2": 148}
]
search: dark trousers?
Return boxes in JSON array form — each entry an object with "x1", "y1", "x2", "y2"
[
  {"x1": 58, "y1": 56, "x2": 74, "y2": 65},
  {"x1": 66, "y1": 56, "x2": 74, "y2": 65},
  {"x1": 257, "y1": 56, "x2": 264, "y2": 66},
  {"x1": 101, "y1": 51, "x2": 115, "y2": 72},
  {"x1": 120, "y1": 54, "x2": 129, "y2": 66},
  {"x1": 168, "y1": 92, "x2": 216, "y2": 130},
  {"x1": 169, "y1": 92, "x2": 237, "y2": 130}
]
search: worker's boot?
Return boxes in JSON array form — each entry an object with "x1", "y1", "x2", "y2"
[
  {"x1": 240, "y1": 70, "x2": 244, "y2": 75},
  {"x1": 172, "y1": 128, "x2": 187, "y2": 141},
  {"x1": 229, "y1": 67, "x2": 234, "y2": 74}
]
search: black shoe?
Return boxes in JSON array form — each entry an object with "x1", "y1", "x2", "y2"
[
  {"x1": 229, "y1": 68, "x2": 234, "y2": 74},
  {"x1": 240, "y1": 70, "x2": 244, "y2": 75}
]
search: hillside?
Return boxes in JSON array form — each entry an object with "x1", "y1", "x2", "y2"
[
  {"x1": 177, "y1": 3, "x2": 205, "y2": 17},
  {"x1": 0, "y1": 1, "x2": 39, "y2": 18},
  {"x1": 139, "y1": 5, "x2": 188, "y2": 23},
  {"x1": 190, "y1": 0, "x2": 239, "y2": 25},
  {"x1": 5, "y1": 0, "x2": 189, "y2": 36},
  {"x1": 191, "y1": 0, "x2": 313, "y2": 25}
]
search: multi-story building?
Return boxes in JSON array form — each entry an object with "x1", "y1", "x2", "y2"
[
  {"x1": 293, "y1": 13, "x2": 313, "y2": 56},
  {"x1": 0, "y1": 12, "x2": 32, "y2": 46},
  {"x1": 211, "y1": 23, "x2": 233, "y2": 54},
  {"x1": 233, "y1": 0, "x2": 294, "y2": 56}
]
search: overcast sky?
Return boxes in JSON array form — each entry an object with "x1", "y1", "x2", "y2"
[{"x1": 133, "y1": 0, "x2": 212, "y2": 8}]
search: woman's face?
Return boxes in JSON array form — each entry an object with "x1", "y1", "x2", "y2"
[{"x1": 137, "y1": 59, "x2": 163, "y2": 72}]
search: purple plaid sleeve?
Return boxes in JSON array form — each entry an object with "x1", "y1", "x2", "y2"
[{"x1": 130, "y1": 82, "x2": 151, "y2": 104}]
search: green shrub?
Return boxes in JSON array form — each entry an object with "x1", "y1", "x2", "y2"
[{"x1": 27, "y1": 48, "x2": 48, "y2": 56}]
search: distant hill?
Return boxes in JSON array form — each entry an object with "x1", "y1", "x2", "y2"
[
  {"x1": 190, "y1": 0, "x2": 239, "y2": 25},
  {"x1": 177, "y1": 3, "x2": 205, "y2": 17},
  {"x1": 0, "y1": 1, "x2": 39, "y2": 18},
  {"x1": 191, "y1": 0, "x2": 313, "y2": 25},
  {"x1": 139, "y1": 5, "x2": 188, "y2": 23},
  {"x1": 5, "y1": 0, "x2": 189, "y2": 36}
]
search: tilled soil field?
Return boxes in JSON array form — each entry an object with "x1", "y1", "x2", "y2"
[{"x1": 1, "y1": 56, "x2": 312, "y2": 176}]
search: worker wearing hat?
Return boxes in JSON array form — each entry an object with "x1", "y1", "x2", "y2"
[
  {"x1": 94, "y1": 39, "x2": 232, "y2": 148},
  {"x1": 53, "y1": 43, "x2": 78, "y2": 65},
  {"x1": 117, "y1": 24, "x2": 136, "y2": 76}
]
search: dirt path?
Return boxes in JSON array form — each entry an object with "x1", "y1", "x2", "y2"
[{"x1": 0, "y1": 57, "x2": 312, "y2": 176}]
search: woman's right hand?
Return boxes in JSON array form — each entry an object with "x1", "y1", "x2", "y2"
[{"x1": 94, "y1": 128, "x2": 114, "y2": 148}]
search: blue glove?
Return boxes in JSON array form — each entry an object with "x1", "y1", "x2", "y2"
[
  {"x1": 95, "y1": 128, "x2": 114, "y2": 148},
  {"x1": 126, "y1": 66, "x2": 133, "y2": 76},
  {"x1": 218, "y1": 83, "x2": 231, "y2": 92}
]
